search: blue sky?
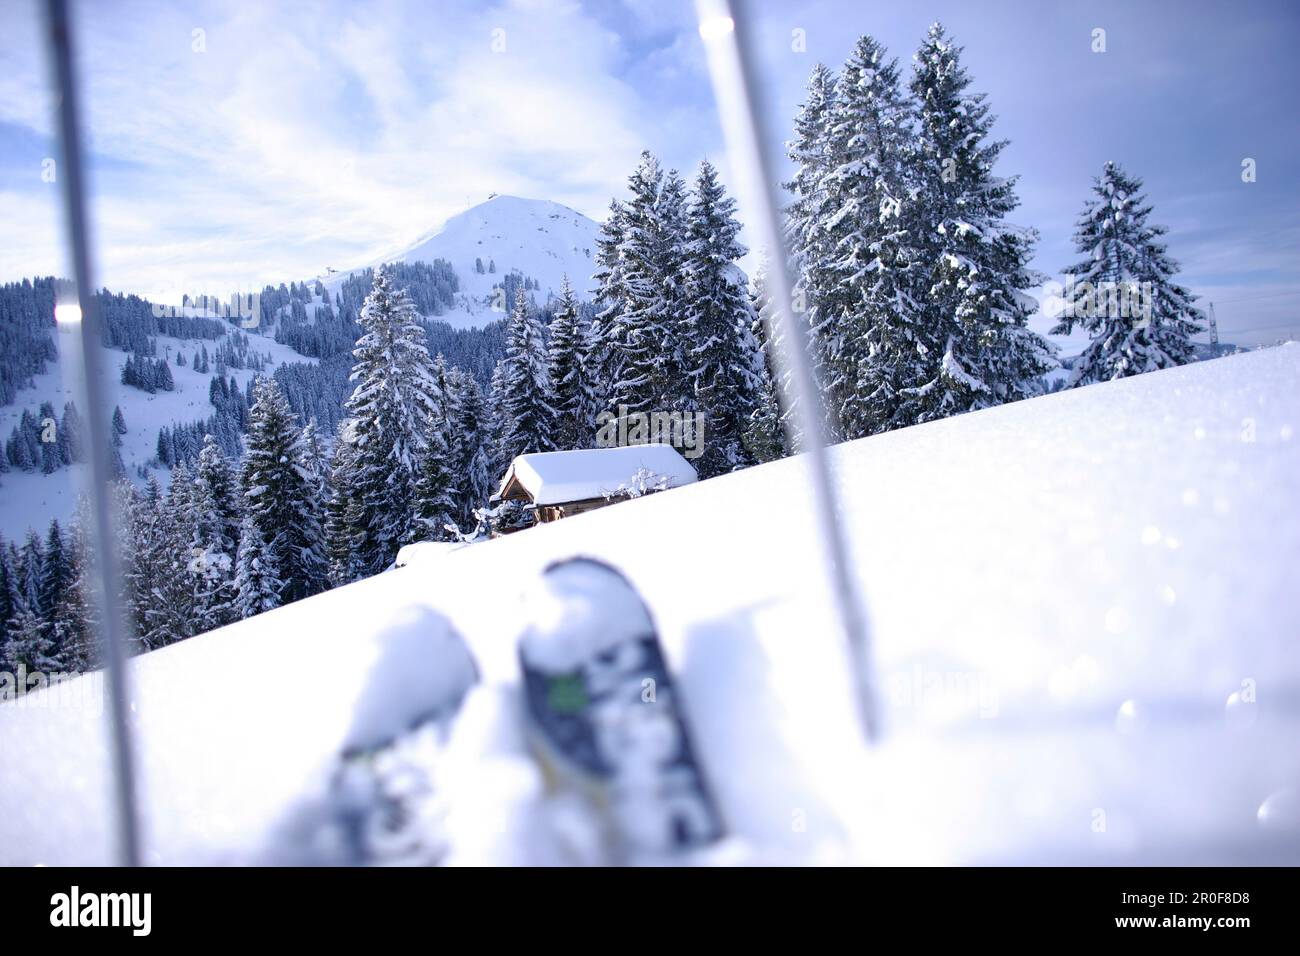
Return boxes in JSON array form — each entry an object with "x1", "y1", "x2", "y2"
[{"x1": 1, "y1": 0, "x2": 1297, "y2": 345}]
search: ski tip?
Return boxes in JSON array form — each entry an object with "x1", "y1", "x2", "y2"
[
  {"x1": 518, "y1": 557, "x2": 656, "y2": 674},
  {"x1": 341, "y1": 604, "x2": 479, "y2": 756}
]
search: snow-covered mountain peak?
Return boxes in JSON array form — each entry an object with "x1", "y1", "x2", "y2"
[{"x1": 326, "y1": 195, "x2": 603, "y2": 326}]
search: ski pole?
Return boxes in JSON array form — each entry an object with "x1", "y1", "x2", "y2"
[
  {"x1": 694, "y1": 0, "x2": 880, "y2": 743},
  {"x1": 43, "y1": 0, "x2": 143, "y2": 866}
]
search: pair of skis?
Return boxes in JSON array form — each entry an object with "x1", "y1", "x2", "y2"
[{"x1": 327, "y1": 557, "x2": 724, "y2": 866}]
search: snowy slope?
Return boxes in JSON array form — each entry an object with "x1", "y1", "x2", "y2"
[
  {"x1": 321, "y1": 195, "x2": 600, "y2": 329},
  {"x1": 0, "y1": 323, "x2": 313, "y2": 541},
  {"x1": 1, "y1": 345, "x2": 1298, "y2": 865}
]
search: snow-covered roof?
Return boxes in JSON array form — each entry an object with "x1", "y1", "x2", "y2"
[{"x1": 496, "y1": 445, "x2": 698, "y2": 506}]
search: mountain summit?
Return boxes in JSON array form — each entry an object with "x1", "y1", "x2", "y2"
[{"x1": 338, "y1": 195, "x2": 601, "y2": 325}]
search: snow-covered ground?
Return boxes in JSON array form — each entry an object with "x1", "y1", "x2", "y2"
[
  {"x1": 319, "y1": 195, "x2": 600, "y2": 329},
  {"x1": 1, "y1": 345, "x2": 1297, "y2": 865},
  {"x1": 0, "y1": 323, "x2": 313, "y2": 541}
]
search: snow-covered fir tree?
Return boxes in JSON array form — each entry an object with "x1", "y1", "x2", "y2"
[
  {"x1": 484, "y1": 360, "x2": 511, "y2": 481},
  {"x1": 3, "y1": 601, "x2": 54, "y2": 672},
  {"x1": 195, "y1": 436, "x2": 242, "y2": 556},
  {"x1": 325, "y1": 419, "x2": 366, "y2": 587},
  {"x1": 599, "y1": 153, "x2": 691, "y2": 415},
  {"x1": 906, "y1": 22, "x2": 1055, "y2": 423},
  {"x1": 500, "y1": 286, "x2": 558, "y2": 460},
  {"x1": 108, "y1": 440, "x2": 126, "y2": 481},
  {"x1": 242, "y1": 377, "x2": 327, "y2": 604},
  {"x1": 52, "y1": 504, "x2": 97, "y2": 669},
  {"x1": 683, "y1": 161, "x2": 763, "y2": 477},
  {"x1": 333, "y1": 266, "x2": 441, "y2": 577},
  {"x1": 233, "y1": 515, "x2": 282, "y2": 620},
  {"x1": 548, "y1": 274, "x2": 599, "y2": 450},
  {"x1": 3, "y1": 530, "x2": 58, "y2": 670},
  {"x1": 743, "y1": 262, "x2": 790, "y2": 463},
  {"x1": 112, "y1": 406, "x2": 127, "y2": 444},
  {"x1": 120, "y1": 478, "x2": 159, "y2": 651},
  {"x1": 125, "y1": 476, "x2": 196, "y2": 651},
  {"x1": 413, "y1": 444, "x2": 458, "y2": 541},
  {"x1": 412, "y1": 355, "x2": 459, "y2": 542},
  {"x1": 298, "y1": 419, "x2": 330, "y2": 507},
  {"x1": 16, "y1": 530, "x2": 42, "y2": 616},
  {"x1": 0, "y1": 538, "x2": 20, "y2": 651},
  {"x1": 57, "y1": 402, "x2": 85, "y2": 466},
  {"x1": 590, "y1": 197, "x2": 628, "y2": 408},
  {"x1": 1053, "y1": 160, "x2": 1205, "y2": 384},
  {"x1": 814, "y1": 35, "x2": 923, "y2": 438},
  {"x1": 448, "y1": 367, "x2": 494, "y2": 526},
  {"x1": 191, "y1": 436, "x2": 242, "y2": 631},
  {"x1": 784, "y1": 61, "x2": 838, "y2": 401},
  {"x1": 37, "y1": 520, "x2": 72, "y2": 635}
]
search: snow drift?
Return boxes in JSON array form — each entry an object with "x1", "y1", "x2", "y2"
[{"x1": 1, "y1": 345, "x2": 1298, "y2": 865}]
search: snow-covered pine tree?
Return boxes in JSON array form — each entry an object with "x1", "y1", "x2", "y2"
[
  {"x1": 134, "y1": 468, "x2": 201, "y2": 649},
  {"x1": 590, "y1": 198, "x2": 628, "y2": 411},
  {"x1": 325, "y1": 419, "x2": 365, "y2": 587},
  {"x1": 814, "y1": 34, "x2": 925, "y2": 439},
  {"x1": 58, "y1": 401, "x2": 85, "y2": 465},
  {"x1": 195, "y1": 434, "x2": 242, "y2": 556},
  {"x1": 298, "y1": 419, "x2": 330, "y2": 508},
  {"x1": 336, "y1": 266, "x2": 441, "y2": 575},
  {"x1": 7, "y1": 530, "x2": 50, "y2": 669},
  {"x1": 656, "y1": 167, "x2": 691, "y2": 411},
  {"x1": 448, "y1": 367, "x2": 494, "y2": 526},
  {"x1": 39, "y1": 407, "x2": 61, "y2": 474},
  {"x1": 191, "y1": 435, "x2": 241, "y2": 632},
  {"x1": 9, "y1": 422, "x2": 35, "y2": 472},
  {"x1": 36, "y1": 520, "x2": 73, "y2": 665},
  {"x1": 683, "y1": 161, "x2": 763, "y2": 477},
  {"x1": 412, "y1": 355, "x2": 459, "y2": 542},
  {"x1": 242, "y1": 377, "x2": 328, "y2": 603},
  {"x1": 233, "y1": 515, "x2": 282, "y2": 620},
  {"x1": 16, "y1": 529, "x2": 42, "y2": 609},
  {"x1": 124, "y1": 478, "x2": 161, "y2": 651},
  {"x1": 2, "y1": 532, "x2": 57, "y2": 671},
  {"x1": 0, "y1": 537, "x2": 18, "y2": 649},
  {"x1": 52, "y1": 503, "x2": 97, "y2": 670},
  {"x1": 156, "y1": 428, "x2": 175, "y2": 467},
  {"x1": 412, "y1": 445, "x2": 458, "y2": 542},
  {"x1": 500, "y1": 286, "x2": 558, "y2": 460},
  {"x1": 38, "y1": 520, "x2": 71, "y2": 624},
  {"x1": 3, "y1": 602, "x2": 54, "y2": 672},
  {"x1": 784, "y1": 61, "x2": 838, "y2": 404},
  {"x1": 484, "y1": 360, "x2": 511, "y2": 481},
  {"x1": 1053, "y1": 161, "x2": 1205, "y2": 384},
  {"x1": 906, "y1": 23, "x2": 1055, "y2": 422},
  {"x1": 109, "y1": 441, "x2": 127, "y2": 481},
  {"x1": 548, "y1": 274, "x2": 599, "y2": 450},
  {"x1": 743, "y1": 263, "x2": 790, "y2": 463},
  {"x1": 603, "y1": 153, "x2": 690, "y2": 415}
]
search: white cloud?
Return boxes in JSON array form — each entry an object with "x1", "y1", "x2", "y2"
[{"x1": 0, "y1": 0, "x2": 721, "y2": 294}]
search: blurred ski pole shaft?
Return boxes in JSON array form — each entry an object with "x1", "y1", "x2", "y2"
[{"x1": 694, "y1": 0, "x2": 880, "y2": 743}]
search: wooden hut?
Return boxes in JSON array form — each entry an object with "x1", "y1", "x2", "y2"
[{"x1": 491, "y1": 445, "x2": 698, "y2": 530}]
